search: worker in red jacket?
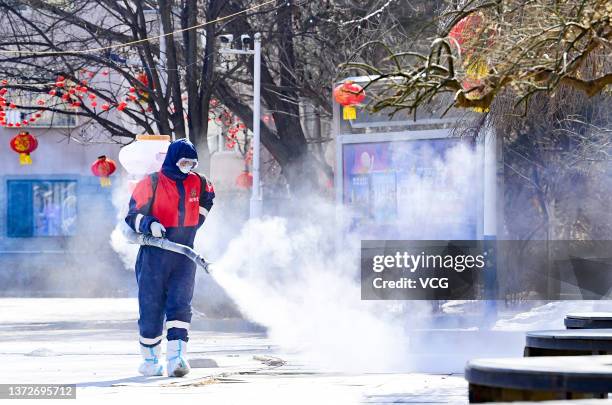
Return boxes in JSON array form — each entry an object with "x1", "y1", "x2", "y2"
[{"x1": 125, "y1": 138, "x2": 215, "y2": 377}]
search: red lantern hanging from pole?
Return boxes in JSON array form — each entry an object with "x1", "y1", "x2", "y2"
[
  {"x1": 91, "y1": 155, "x2": 117, "y2": 187},
  {"x1": 333, "y1": 81, "x2": 366, "y2": 121},
  {"x1": 10, "y1": 131, "x2": 38, "y2": 165},
  {"x1": 235, "y1": 170, "x2": 253, "y2": 189}
]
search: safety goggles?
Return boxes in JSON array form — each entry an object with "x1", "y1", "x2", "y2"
[{"x1": 176, "y1": 158, "x2": 199, "y2": 171}]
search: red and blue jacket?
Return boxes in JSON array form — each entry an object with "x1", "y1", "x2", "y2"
[{"x1": 125, "y1": 139, "x2": 215, "y2": 247}]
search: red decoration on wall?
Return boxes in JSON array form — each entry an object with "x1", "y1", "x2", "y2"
[
  {"x1": 9, "y1": 131, "x2": 38, "y2": 165},
  {"x1": 90, "y1": 155, "x2": 117, "y2": 187}
]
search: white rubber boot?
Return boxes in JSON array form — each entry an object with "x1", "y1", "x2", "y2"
[
  {"x1": 166, "y1": 339, "x2": 190, "y2": 377},
  {"x1": 138, "y1": 344, "x2": 163, "y2": 376}
]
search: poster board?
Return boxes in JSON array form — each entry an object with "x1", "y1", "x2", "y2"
[{"x1": 335, "y1": 130, "x2": 483, "y2": 241}]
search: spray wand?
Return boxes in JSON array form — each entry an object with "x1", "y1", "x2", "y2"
[{"x1": 121, "y1": 224, "x2": 212, "y2": 273}]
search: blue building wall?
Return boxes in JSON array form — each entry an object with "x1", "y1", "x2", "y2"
[
  {"x1": 0, "y1": 174, "x2": 135, "y2": 297},
  {"x1": 0, "y1": 129, "x2": 135, "y2": 297}
]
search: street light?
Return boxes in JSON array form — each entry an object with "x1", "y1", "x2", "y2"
[
  {"x1": 143, "y1": 7, "x2": 172, "y2": 141},
  {"x1": 218, "y1": 33, "x2": 262, "y2": 220}
]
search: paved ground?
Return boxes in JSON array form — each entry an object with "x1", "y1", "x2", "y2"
[
  {"x1": 1, "y1": 298, "x2": 610, "y2": 405},
  {"x1": 0, "y1": 298, "x2": 470, "y2": 404}
]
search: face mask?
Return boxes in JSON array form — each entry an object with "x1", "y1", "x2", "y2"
[{"x1": 176, "y1": 158, "x2": 198, "y2": 174}]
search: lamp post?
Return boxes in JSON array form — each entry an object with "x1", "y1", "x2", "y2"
[
  {"x1": 143, "y1": 8, "x2": 173, "y2": 141},
  {"x1": 218, "y1": 33, "x2": 262, "y2": 220}
]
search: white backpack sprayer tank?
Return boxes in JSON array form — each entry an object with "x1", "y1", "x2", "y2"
[{"x1": 117, "y1": 134, "x2": 212, "y2": 272}]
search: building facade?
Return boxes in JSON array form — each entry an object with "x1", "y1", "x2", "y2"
[{"x1": 0, "y1": 125, "x2": 133, "y2": 297}]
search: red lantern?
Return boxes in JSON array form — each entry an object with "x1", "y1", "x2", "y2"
[
  {"x1": 136, "y1": 71, "x2": 149, "y2": 87},
  {"x1": 91, "y1": 155, "x2": 117, "y2": 187},
  {"x1": 449, "y1": 12, "x2": 493, "y2": 112},
  {"x1": 10, "y1": 131, "x2": 38, "y2": 165},
  {"x1": 333, "y1": 81, "x2": 366, "y2": 120},
  {"x1": 449, "y1": 14, "x2": 482, "y2": 54},
  {"x1": 236, "y1": 170, "x2": 253, "y2": 189},
  {"x1": 101, "y1": 103, "x2": 110, "y2": 111}
]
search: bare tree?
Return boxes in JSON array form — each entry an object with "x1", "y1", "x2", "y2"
[
  {"x1": 0, "y1": 0, "x2": 439, "y2": 191},
  {"x1": 344, "y1": 0, "x2": 611, "y2": 115},
  {"x1": 0, "y1": 0, "x2": 239, "y2": 173}
]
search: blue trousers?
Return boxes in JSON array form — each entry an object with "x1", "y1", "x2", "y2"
[{"x1": 135, "y1": 245, "x2": 196, "y2": 347}]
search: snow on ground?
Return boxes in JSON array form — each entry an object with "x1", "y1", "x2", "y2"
[
  {"x1": 4, "y1": 298, "x2": 612, "y2": 404},
  {"x1": 0, "y1": 298, "x2": 469, "y2": 405},
  {"x1": 0, "y1": 298, "x2": 138, "y2": 324},
  {"x1": 493, "y1": 301, "x2": 612, "y2": 331}
]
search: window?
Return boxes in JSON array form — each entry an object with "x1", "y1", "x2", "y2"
[{"x1": 7, "y1": 180, "x2": 77, "y2": 237}]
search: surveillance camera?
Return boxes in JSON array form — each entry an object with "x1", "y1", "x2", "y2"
[
  {"x1": 240, "y1": 34, "x2": 251, "y2": 48},
  {"x1": 218, "y1": 34, "x2": 234, "y2": 44}
]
